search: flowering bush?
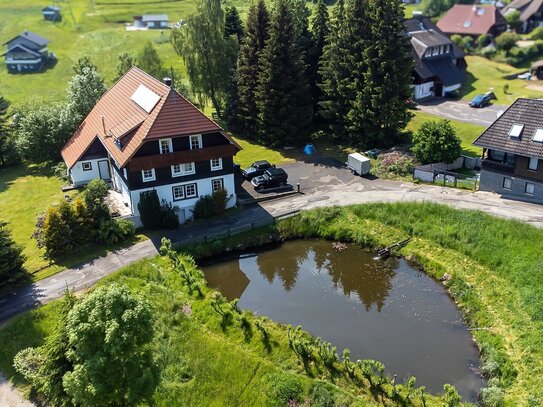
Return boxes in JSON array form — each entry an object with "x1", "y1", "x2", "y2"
[{"x1": 374, "y1": 152, "x2": 416, "y2": 178}]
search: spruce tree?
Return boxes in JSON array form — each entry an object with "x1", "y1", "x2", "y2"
[
  {"x1": 0, "y1": 221, "x2": 25, "y2": 285},
  {"x1": 309, "y1": 0, "x2": 329, "y2": 116},
  {"x1": 256, "y1": 0, "x2": 312, "y2": 146},
  {"x1": 114, "y1": 53, "x2": 135, "y2": 82},
  {"x1": 225, "y1": 5, "x2": 245, "y2": 42},
  {"x1": 359, "y1": 0, "x2": 413, "y2": 147},
  {"x1": 137, "y1": 42, "x2": 164, "y2": 80},
  {"x1": 236, "y1": 0, "x2": 270, "y2": 137},
  {"x1": 0, "y1": 95, "x2": 16, "y2": 167}
]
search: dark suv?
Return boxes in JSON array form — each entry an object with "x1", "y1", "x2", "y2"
[
  {"x1": 242, "y1": 160, "x2": 274, "y2": 180},
  {"x1": 251, "y1": 168, "x2": 288, "y2": 190}
]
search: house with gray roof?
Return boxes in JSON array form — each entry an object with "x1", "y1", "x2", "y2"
[
  {"x1": 406, "y1": 15, "x2": 466, "y2": 100},
  {"x1": 503, "y1": 0, "x2": 543, "y2": 33},
  {"x1": 133, "y1": 14, "x2": 169, "y2": 29},
  {"x1": 2, "y1": 30, "x2": 52, "y2": 73},
  {"x1": 473, "y1": 98, "x2": 543, "y2": 203},
  {"x1": 42, "y1": 5, "x2": 61, "y2": 21}
]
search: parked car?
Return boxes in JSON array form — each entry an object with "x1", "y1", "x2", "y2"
[
  {"x1": 242, "y1": 160, "x2": 274, "y2": 180},
  {"x1": 469, "y1": 94, "x2": 491, "y2": 108},
  {"x1": 251, "y1": 168, "x2": 288, "y2": 190}
]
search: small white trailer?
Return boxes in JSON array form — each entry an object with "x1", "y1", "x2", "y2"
[{"x1": 346, "y1": 152, "x2": 371, "y2": 176}]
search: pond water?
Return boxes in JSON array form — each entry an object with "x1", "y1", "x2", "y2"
[{"x1": 200, "y1": 240, "x2": 483, "y2": 401}]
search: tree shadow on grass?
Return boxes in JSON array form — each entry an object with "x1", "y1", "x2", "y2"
[{"x1": 458, "y1": 71, "x2": 476, "y2": 99}]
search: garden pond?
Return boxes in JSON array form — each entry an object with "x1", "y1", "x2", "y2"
[{"x1": 200, "y1": 240, "x2": 484, "y2": 401}]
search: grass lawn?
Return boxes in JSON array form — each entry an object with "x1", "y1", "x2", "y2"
[
  {"x1": 408, "y1": 111, "x2": 484, "y2": 157},
  {"x1": 461, "y1": 55, "x2": 543, "y2": 104},
  {"x1": 0, "y1": 245, "x2": 446, "y2": 406},
  {"x1": 0, "y1": 164, "x2": 146, "y2": 282}
]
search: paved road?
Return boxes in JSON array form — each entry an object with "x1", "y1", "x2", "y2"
[
  {"x1": 417, "y1": 99, "x2": 507, "y2": 127},
  {"x1": 1, "y1": 159, "x2": 542, "y2": 325}
]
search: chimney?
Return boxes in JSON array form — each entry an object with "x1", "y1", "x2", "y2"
[{"x1": 163, "y1": 77, "x2": 172, "y2": 87}]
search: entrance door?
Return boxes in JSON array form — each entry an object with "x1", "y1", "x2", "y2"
[{"x1": 98, "y1": 160, "x2": 111, "y2": 181}]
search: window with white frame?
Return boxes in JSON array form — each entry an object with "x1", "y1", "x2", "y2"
[
  {"x1": 172, "y1": 185, "x2": 185, "y2": 200},
  {"x1": 160, "y1": 138, "x2": 173, "y2": 154},
  {"x1": 528, "y1": 157, "x2": 538, "y2": 171},
  {"x1": 82, "y1": 162, "x2": 92, "y2": 171},
  {"x1": 171, "y1": 162, "x2": 196, "y2": 177},
  {"x1": 172, "y1": 183, "x2": 198, "y2": 201},
  {"x1": 503, "y1": 178, "x2": 512, "y2": 190},
  {"x1": 212, "y1": 178, "x2": 224, "y2": 192},
  {"x1": 190, "y1": 134, "x2": 202, "y2": 150},
  {"x1": 142, "y1": 168, "x2": 156, "y2": 182},
  {"x1": 525, "y1": 182, "x2": 535, "y2": 195},
  {"x1": 210, "y1": 158, "x2": 223, "y2": 171}
]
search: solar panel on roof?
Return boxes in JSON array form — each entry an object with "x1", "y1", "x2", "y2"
[
  {"x1": 131, "y1": 84, "x2": 161, "y2": 113},
  {"x1": 533, "y1": 128, "x2": 543, "y2": 142}
]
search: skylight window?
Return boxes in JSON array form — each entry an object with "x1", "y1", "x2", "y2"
[
  {"x1": 477, "y1": 8, "x2": 485, "y2": 15},
  {"x1": 131, "y1": 85, "x2": 161, "y2": 113},
  {"x1": 509, "y1": 124, "x2": 524, "y2": 139},
  {"x1": 463, "y1": 21, "x2": 472, "y2": 27},
  {"x1": 533, "y1": 128, "x2": 543, "y2": 142}
]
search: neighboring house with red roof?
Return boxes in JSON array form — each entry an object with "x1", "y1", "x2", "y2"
[
  {"x1": 437, "y1": 5, "x2": 507, "y2": 37},
  {"x1": 503, "y1": 0, "x2": 543, "y2": 33},
  {"x1": 61, "y1": 66, "x2": 241, "y2": 224}
]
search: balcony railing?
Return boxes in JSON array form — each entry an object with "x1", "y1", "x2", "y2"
[{"x1": 481, "y1": 159, "x2": 514, "y2": 174}]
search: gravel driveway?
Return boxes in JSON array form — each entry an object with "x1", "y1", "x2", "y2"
[{"x1": 416, "y1": 99, "x2": 507, "y2": 127}]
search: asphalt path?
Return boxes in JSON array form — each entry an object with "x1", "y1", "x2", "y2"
[{"x1": 416, "y1": 99, "x2": 507, "y2": 127}]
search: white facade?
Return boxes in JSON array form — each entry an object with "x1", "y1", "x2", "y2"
[
  {"x1": 128, "y1": 173, "x2": 236, "y2": 224},
  {"x1": 70, "y1": 158, "x2": 111, "y2": 186},
  {"x1": 413, "y1": 81, "x2": 434, "y2": 99},
  {"x1": 443, "y1": 83, "x2": 461, "y2": 95}
]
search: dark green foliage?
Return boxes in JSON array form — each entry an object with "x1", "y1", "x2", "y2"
[
  {"x1": 172, "y1": 0, "x2": 238, "y2": 117},
  {"x1": 66, "y1": 58, "x2": 107, "y2": 123},
  {"x1": 83, "y1": 178, "x2": 111, "y2": 229},
  {"x1": 0, "y1": 221, "x2": 26, "y2": 286},
  {"x1": 115, "y1": 52, "x2": 135, "y2": 82},
  {"x1": 137, "y1": 42, "x2": 164, "y2": 79},
  {"x1": 62, "y1": 284, "x2": 159, "y2": 406},
  {"x1": 192, "y1": 188, "x2": 228, "y2": 219},
  {"x1": 411, "y1": 120, "x2": 461, "y2": 164},
  {"x1": 308, "y1": 0, "x2": 329, "y2": 116},
  {"x1": 255, "y1": 0, "x2": 312, "y2": 146},
  {"x1": 98, "y1": 218, "x2": 135, "y2": 245},
  {"x1": 14, "y1": 290, "x2": 76, "y2": 406},
  {"x1": 495, "y1": 32, "x2": 520, "y2": 51},
  {"x1": 357, "y1": 0, "x2": 413, "y2": 147},
  {"x1": 308, "y1": 382, "x2": 335, "y2": 407},
  {"x1": 235, "y1": 0, "x2": 270, "y2": 137},
  {"x1": 225, "y1": 5, "x2": 245, "y2": 42},
  {"x1": 43, "y1": 203, "x2": 75, "y2": 258},
  {"x1": 421, "y1": 0, "x2": 454, "y2": 17},
  {"x1": 265, "y1": 373, "x2": 304, "y2": 407},
  {"x1": 505, "y1": 10, "x2": 521, "y2": 31},
  {"x1": 0, "y1": 95, "x2": 19, "y2": 168},
  {"x1": 72, "y1": 56, "x2": 94, "y2": 75},
  {"x1": 13, "y1": 102, "x2": 73, "y2": 162},
  {"x1": 160, "y1": 199, "x2": 180, "y2": 229},
  {"x1": 138, "y1": 190, "x2": 163, "y2": 230},
  {"x1": 477, "y1": 33, "x2": 491, "y2": 48}
]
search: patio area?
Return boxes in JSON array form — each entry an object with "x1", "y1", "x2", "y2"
[{"x1": 105, "y1": 190, "x2": 132, "y2": 217}]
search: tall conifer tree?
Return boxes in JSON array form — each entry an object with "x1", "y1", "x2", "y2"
[
  {"x1": 359, "y1": 0, "x2": 413, "y2": 146},
  {"x1": 309, "y1": 0, "x2": 329, "y2": 117},
  {"x1": 236, "y1": 0, "x2": 270, "y2": 137},
  {"x1": 256, "y1": 0, "x2": 312, "y2": 146},
  {"x1": 225, "y1": 5, "x2": 245, "y2": 42}
]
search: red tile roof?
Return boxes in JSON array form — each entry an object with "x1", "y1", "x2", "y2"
[
  {"x1": 437, "y1": 5, "x2": 506, "y2": 36},
  {"x1": 61, "y1": 67, "x2": 239, "y2": 169}
]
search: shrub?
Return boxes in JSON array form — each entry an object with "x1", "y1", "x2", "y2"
[
  {"x1": 495, "y1": 32, "x2": 520, "y2": 51},
  {"x1": 98, "y1": 219, "x2": 135, "y2": 245},
  {"x1": 412, "y1": 120, "x2": 461, "y2": 164},
  {"x1": 0, "y1": 221, "x2": 26, "y2": 286},
  {"x1": 265, "y1": 373, "x2": 304, "y2": 407},
  {"x1": 477, "y1": 33, "x2": 491, "y2": 48},
  {"x1": 84, "y1": 179, "x2": 111, "y2": 229},
  {"x1": 374, "y1": 151, "x2": 416, "y2": 177},
  {"x1": 480, "y1": 385, "x2": 505, "y2": 407},
  {"x1": 459, "y1": 35, "x2": 473, "y2": 51},
  {"x1": 308, "y1": 382, "x2": 334, "y2": 407},
  {"x1": 43, "y1": 204, "x2": 74, "y2": 258},
  {"x1": 505, "y1": 10, "x2": 521, "y2": 31},
  {"x1": 193, "y1": 188, "x2": 228, "y2": 219},
  {"x1": 443, "y1": 384, "x2": 461, "y2": 406},
  {"x1": 52, "y1": 161, "x2": 70, "y2": 183},
  {"x1": 530, "y1": 26, "x2": 543, "y2": 40},
  {"x1": 138, "y1": 190, "x2": 162, "y2": 230},
  {"x1": 160, "y1": 200, "x2": 180, "y2": 229}
]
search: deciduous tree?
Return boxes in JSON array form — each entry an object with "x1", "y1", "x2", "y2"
[
  {"x1": 172, "y1": 0, "x2": 238, "y2": 117},
  {"x1": 255, "y1": 0, "x2": 312, "y2": 146},
  {"x1": 66, "y1": 59, "x2": 107, "y2": 123},
  {"x1": 62, "y1": 284, "x2": 159, "y2": 406},
  {"x1": 411, "y1": 120, "x2": 461, "y2": 164}
]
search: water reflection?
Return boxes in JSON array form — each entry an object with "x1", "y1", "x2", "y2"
[{"x1": 200, "y1": 240, "x2": 484, "y2": 401}]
